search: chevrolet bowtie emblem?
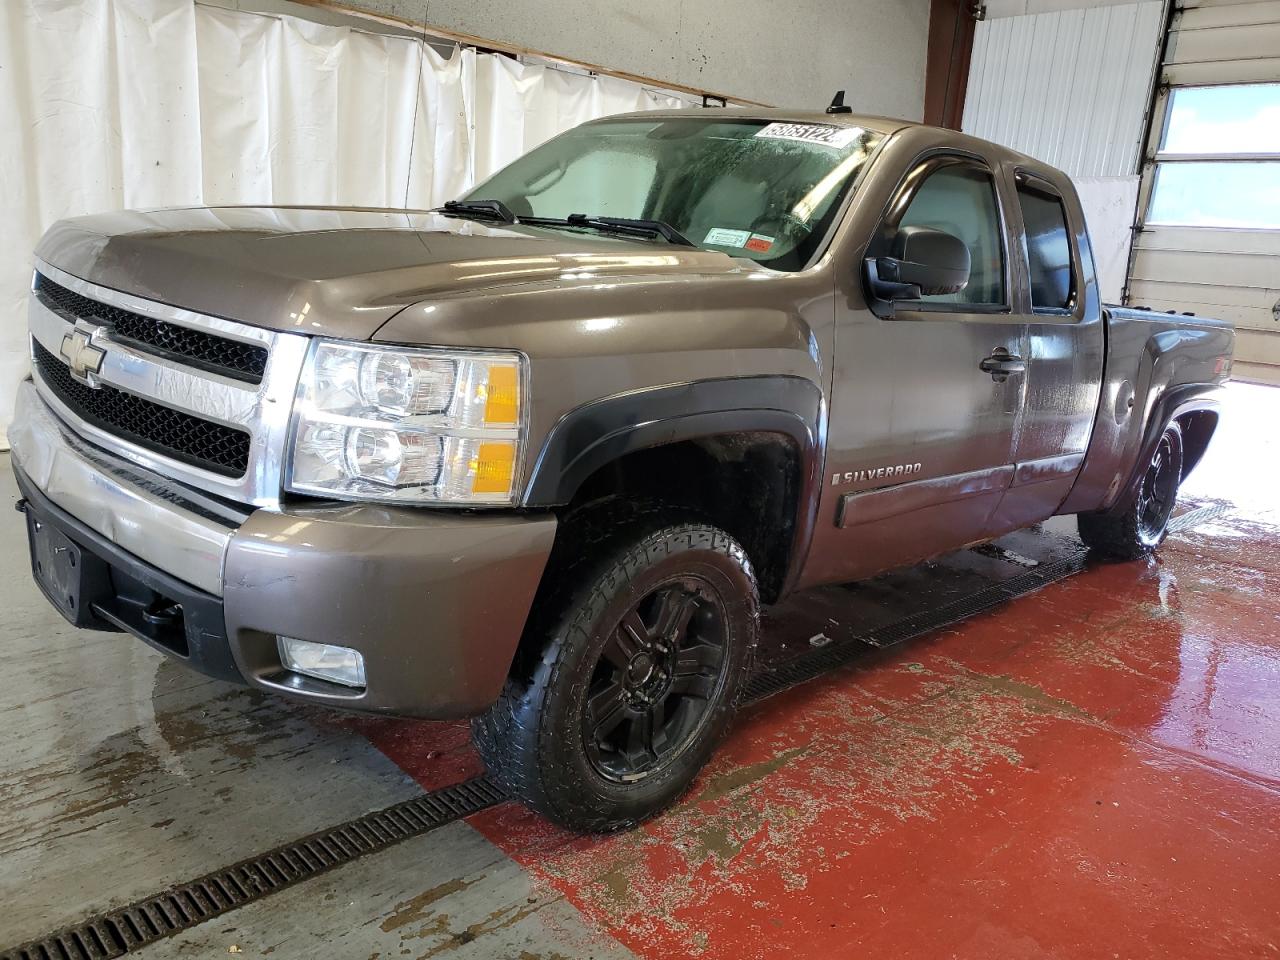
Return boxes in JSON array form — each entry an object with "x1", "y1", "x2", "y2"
[{"x1": 60, "y1": 328, "x2": 107, "y2": 385}]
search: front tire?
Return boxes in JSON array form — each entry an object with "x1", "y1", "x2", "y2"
[
  {"x1": 1078, "y1": 420, "x2": 1184, "y2": 560},
  {"x1": 472, "y1": 519, "x2": 758, "y2": 832}
]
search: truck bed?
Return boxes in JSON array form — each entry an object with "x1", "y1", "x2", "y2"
[{"x1": 1060, "y1": 304, "x2": 1234, "y2": 516}]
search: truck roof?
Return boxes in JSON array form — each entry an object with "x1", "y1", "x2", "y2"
[
  {"x1": 595, "y1": 108, "x2": 1055, "y2": 174},
  {"x1": 596, "y1": 107, "x2": 913, "y2": 135}
]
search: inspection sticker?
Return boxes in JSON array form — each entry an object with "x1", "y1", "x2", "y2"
[
  {"x1": 754, "y1": 122, "x2": 864, "y2": 149},
  {"x1": 745, "y1": 234, "x2": 774, "y2": 253},
  {"x1": 704, "y1": 227, "x2": 751, "y2": 248}
]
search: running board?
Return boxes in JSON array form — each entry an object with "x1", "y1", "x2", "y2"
[{"x1": 743, "y1": 548, "x2": 1091, "y2": 702}]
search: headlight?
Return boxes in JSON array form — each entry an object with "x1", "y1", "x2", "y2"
[{"x1": 286, "y1": 340, "x2": 525, "y2": 504}]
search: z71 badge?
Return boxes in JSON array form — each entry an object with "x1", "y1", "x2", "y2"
[{"x1": 832, "y1": 462, "x2": 922, "y2": 486}]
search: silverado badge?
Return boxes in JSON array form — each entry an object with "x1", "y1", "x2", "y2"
[{"x1": 832, "y1": 462, "x2": 923, "y2": 486}]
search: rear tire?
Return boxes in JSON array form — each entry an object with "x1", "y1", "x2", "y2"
[
  {"x1": 472, "y1": 517, "x2": 758, "y2": 833},
  {"x1": 1078, "y1": 420, "x2": 1184, "y2": 560}
]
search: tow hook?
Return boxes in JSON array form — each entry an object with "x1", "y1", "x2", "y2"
[{"x1": 142, "y1": 598, "x2": 183, "y2": 627}]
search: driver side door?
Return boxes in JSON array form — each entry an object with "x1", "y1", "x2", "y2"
[{"x1": 803, "y1": 151, "x2": 1028, "y2": 587}]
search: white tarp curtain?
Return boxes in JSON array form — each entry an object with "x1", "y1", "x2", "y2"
[{"x1": 0, "y1": 0, "x2": 687, "y2": 445}]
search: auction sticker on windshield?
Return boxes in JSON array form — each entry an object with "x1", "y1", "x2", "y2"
[
  {"x1": 755, "y1": 122, "x2": 865, "y2": 149},
  {"x1": 704, "y1": 227, "x2": 751, "y2": 247}
]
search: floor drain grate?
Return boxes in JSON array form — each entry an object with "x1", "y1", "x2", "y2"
[
  {"x1": 743, "y1": 548, "x2": 1090, "y2": 703},
  {"x1": 1167, "y1": 502, "x2": 1233, "y2": 534},
  {"x1": 0, "y1": 776, "x2": 507, "y2": 960}
]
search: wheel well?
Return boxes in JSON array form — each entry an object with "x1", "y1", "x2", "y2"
[
  {"x1": 558, "y1": 433, "x2": 804, "y2": 604},
  {"x1": 1175, "y1": 409, "x2": 1218, "y2": 481}
]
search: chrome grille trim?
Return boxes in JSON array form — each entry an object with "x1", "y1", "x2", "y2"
[
  {"x1": 10, "y1": 380, "x2": 239, "y2": 596},
  {"x1": 29, "y1": 303, "x2": 263, "y2": 429},
  {"x1": 34, "y1": 272, "x2": 269, "y2": 383},
  {"x1": 29, "y1": 260, "x2": 309, "y2": 506},
  {"x1": 32, "y1": 339, "x2": 252, "y2": 477}
]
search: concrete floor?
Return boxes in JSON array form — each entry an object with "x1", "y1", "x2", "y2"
[{"x1": 1, "y1": 381, "x2": 1277, "y2": 959}]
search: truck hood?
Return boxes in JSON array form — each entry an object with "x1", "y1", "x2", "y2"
[{"x1": 35, "y1": 205, "x2": 754, "y2": 341}]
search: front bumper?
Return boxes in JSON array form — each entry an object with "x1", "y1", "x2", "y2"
[{"x1": 10, "y1": 379, "x2": 558, "y2": 717}]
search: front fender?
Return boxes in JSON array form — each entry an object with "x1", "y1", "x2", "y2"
[{"x1": 521, "y1": 375, "x2": 824, "y2": 507}]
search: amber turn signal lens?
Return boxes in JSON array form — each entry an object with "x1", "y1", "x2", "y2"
[
  {"x1": 483, "y1": 365, "x2": 519, "y2": 426},
  {"x1": 471, "y1": 441, "x2": 516, "y2": 494}
]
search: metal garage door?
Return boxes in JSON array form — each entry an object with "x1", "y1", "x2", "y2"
[{"x1": 1127, "y1": 0, "x2": 1280, "y2": 384}]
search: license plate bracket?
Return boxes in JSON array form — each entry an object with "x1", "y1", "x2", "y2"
[{"x1": 26, "y1": 507, "x2": 112, "y2": 627}]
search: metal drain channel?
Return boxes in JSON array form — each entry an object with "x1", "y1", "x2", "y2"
[
  {"x1": 4, "y1": 542, "x2": 1118, "y2": 958},
  {"x1": 1167, "y1": 501, "x2": 1233, "y2": 534},
  {"x1": 1, "y1": 777, "x2": 507, "y2": 960}
]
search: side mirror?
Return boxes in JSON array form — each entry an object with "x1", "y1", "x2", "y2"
[{"x1": 864, "y1": 226, "x2": 971, "y2": 317}]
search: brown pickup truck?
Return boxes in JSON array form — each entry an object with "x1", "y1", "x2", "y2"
[{"x1": 12, "y1": 109, "x2": 1233, "y2": 831}]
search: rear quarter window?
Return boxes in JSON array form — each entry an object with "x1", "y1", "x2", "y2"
[{"x1": 1017, "y1": 185, "x2": 1074, "y2": 311}]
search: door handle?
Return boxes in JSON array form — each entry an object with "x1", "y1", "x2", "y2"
[{"x1": 979, "y1": 349, "x2": 1025, "y2": 382}]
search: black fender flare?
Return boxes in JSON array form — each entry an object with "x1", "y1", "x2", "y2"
[
  {"x1": 1113, "y1": 382, "x2": 1221, "y2": 512},
  {"x1": 521, "y1": 376, "x2": 826, "y2": 594}
]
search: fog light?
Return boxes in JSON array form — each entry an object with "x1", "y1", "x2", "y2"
[{"x1": 278, "y1": 636, "x2": 367, "y2": 689}]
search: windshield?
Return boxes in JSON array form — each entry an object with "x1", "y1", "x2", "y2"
[{"x1": 462, "y1": 116, "x2": 885, "y2": 271}]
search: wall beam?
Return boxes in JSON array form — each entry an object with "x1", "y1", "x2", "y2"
[{"x1": 925, "y1": 0, "x2": 977, "y2": 128}]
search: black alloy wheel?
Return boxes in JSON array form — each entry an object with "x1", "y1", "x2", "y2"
[
  {"x1": 471, "y1": 513, "x2": 758, "y2": 832},
  {"x1": 1077, "y1": 419, "x2": 1185, "y2": 560},
  {"x1": 583, "y1": 578, "x2": 729, "y2": 783},
  {"x1": 1136, "y1": 430, "x2": 1180, "y2": 544}
]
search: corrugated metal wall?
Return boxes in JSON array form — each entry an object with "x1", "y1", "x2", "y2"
[
  {"x1": 961, "y1": 1, "x2": 1163, "y2": 303},
  {"x1": 1129, "y1": 0, "x2": 1280, "y2": 385},
  {"x1": 962, "y1": 1, "x2": 1163, "y2": 178}
]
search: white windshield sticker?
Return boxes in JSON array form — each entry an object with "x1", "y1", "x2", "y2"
[
  {"x1": 754, "y1": 122, "x2": 864, "y2": 149},
  {"x1": 704, "y1": 227, "x2": 751, "y2": 248}
]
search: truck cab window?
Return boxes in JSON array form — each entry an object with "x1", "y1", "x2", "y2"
[
  {"x1": 1017, "y1": 184, "x2": 1074, "y2": 311},
  {"x1": 895, "y1": 163, "x2": 1005, "y2": 306},
  {"x1": 466, "y1": 118, "x2": 885, "y2": 271}
]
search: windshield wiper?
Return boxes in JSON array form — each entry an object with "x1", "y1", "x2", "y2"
[
  {"x1": 441, "y1": 203, "x2": 695, "y2": 247},
  {"x1": 438, "y1": 199, "x2": 516, "y2": 224},
  {"x1": 523, "y1": 213, "x2": 695, "y2": 247}
]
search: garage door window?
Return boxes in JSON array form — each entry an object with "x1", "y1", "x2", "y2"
[
  {"x1": 1016, "y1": 183, "x2": 1074, "y2": 312},
  {"x1": 1148, "y1": 84, "x2": 1280, "y2": 230}
]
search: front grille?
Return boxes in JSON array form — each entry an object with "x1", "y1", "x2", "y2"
[
  {"x1": 33, "y1": 340, "x2": 250, "y2": 477},
  {"x1": 35, "y1": 274, "x2": 268, "y2": 383}
]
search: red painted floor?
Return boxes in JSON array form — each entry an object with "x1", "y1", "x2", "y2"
[{"x1": 360, "y1": 382, "x2": 1280, "y2": 960}]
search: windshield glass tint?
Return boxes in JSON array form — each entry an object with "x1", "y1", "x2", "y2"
[{"x1": 464, "y1": 117, "x2": 885, "y2": 270}]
